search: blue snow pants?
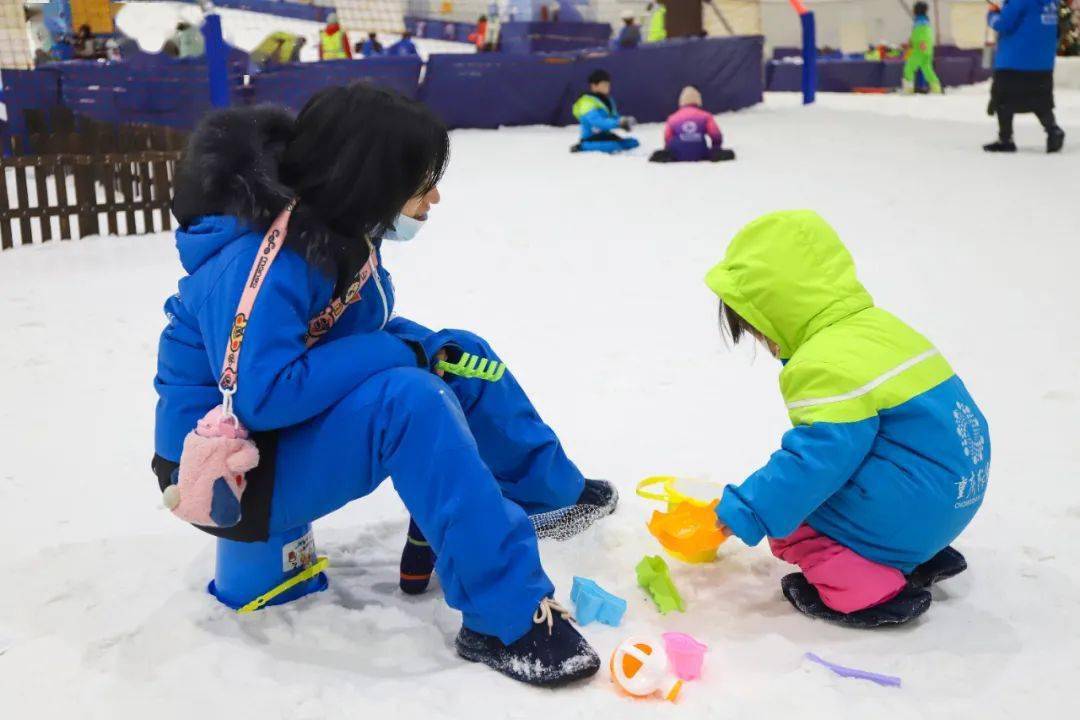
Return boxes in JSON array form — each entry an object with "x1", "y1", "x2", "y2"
[
  {"x1": 581, "y1": 135, "x2": 641, "y2": 154},
  {"x1": 273, "y1": 323, "x2": 586, "y2": 644}
]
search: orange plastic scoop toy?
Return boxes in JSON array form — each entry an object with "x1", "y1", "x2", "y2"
[{"x1": 647, "y1": 500, "x2": 727, "y2": 564}]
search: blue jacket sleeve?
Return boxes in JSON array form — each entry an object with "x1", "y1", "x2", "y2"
[
  {"x1": 582, "y1": 108, "x2": 621, "y2": 132},
  {"x1": 989, "y1": 1, "x2": 1026, "y2": 34},
  {"x1": 716, "y1": 417, "x2": 879, "y2": 545},
  {"x1": 385, "y1": 315, "x2": 432, "y2": 344},
  {"x1": 199, "y1": 251, "x2": 419, "y2": 431}
]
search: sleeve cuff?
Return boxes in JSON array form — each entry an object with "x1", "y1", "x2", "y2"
[
  {"x1": 716, "y1": 487, "x2": 767, "y2": 546},
  {"x1": 402, "y1": 339, "x2": 428, "y2": 369}
]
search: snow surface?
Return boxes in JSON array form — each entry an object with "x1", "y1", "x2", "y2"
[
  {"x1": 1, "y1": 91, "x2": 1078, "y2": 719},
  {"x1": 115, "y1": 2, "x2": 474, "y2": 62}
]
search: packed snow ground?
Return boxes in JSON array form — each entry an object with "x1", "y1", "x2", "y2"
[{"x1": 1, "y1": 91, "x2": 1078, "y2": 719}]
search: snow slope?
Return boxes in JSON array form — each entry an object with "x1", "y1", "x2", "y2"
[
  {"x1": 115, "y1": 2, "x2": 473, "y2": 62},
  {"x1": 0, "y1": 91, "x2": 1078, "y2": 719}
]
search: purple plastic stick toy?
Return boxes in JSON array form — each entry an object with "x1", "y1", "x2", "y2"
[{"x1": 804, "y1": 653, "x2": 902, "y2": 688}]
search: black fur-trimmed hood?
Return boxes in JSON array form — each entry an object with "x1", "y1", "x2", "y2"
[
  {"x1": 171, "y1": 106, "x2": 372, "y2": 288},
  {"x1": 171, "y1": 105, "x2": 296, "y2": 227}
]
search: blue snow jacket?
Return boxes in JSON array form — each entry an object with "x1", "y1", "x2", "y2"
[
  {"x1": 154, "y1": 215, "x2": 423, "y2": 461},
  {"x1": 360, "y1": 39, "x2": 385, "y2": 57},
  {"x1": 572, "y1": 92, "x2": 624, "y2": 140},
  {"x1": 990, "y1": 0, "x2": 1060, "y2": 71},
  {"x1": 387, "y1": 38, "x2": 418, "y2": 56},
  {"x1": 705, "y1": 211, "x2": 990, "y2": 573}
]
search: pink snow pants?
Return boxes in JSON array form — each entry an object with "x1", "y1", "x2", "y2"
[{"x1": 769, "y1": 525, "x2": 907, "y2": 613}]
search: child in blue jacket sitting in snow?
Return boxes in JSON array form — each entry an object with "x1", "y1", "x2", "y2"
[
  {"x1": 704, "y1": 210, "x2": 989, "y2": 628},
  {"x1": 153, "y1": 84, "x2": 618, "y2": 686},
  {"x1": 570, "y1": 69, "x2": 640, "y2": 154}
]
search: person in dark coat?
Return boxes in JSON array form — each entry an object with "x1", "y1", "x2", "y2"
[
  {"x1": 358, "y1": 32, "x2": 384, "y2": 57},
  {"x1": 615, "y1": 11, "x2": 641, "y2": 49},
  {"x1": 386, "y1": 31, "x2": 418, "y2": 56},
  {"x1": 984, "y1": 0, "x2": 1066, "y2": 152}
]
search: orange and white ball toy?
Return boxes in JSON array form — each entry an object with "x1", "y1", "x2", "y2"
[{"x1": 609, "y1": 636, "x2": 683, "y2": 701}]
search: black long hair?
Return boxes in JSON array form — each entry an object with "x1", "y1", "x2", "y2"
[
  {"x1": 718, "y1": 300, "x2": 757, "y2": 346},
  {"x1": 280, "y1": 83, "x2": 450, "y2": 289}
]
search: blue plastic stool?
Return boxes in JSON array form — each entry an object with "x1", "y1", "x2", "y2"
[{"x1": 208, "y1": 523, "x2": 329, "y2": 610}]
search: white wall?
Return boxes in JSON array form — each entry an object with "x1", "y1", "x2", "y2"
[
  {"x1": 759, "y1": 0, "x2": 990, "y2": 52},
  {"x1": 0, "y1": 0, "x2": 33, "y2": 69}
]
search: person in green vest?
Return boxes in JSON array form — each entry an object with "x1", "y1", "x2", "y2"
[
  {"x1": 903, "y1": 2, "x2": 942, "y2": 94},
  {"x1": 319, "y1": 13, "x2": 352, "y2": 61},
  {"x1": 646, "y1": 1, "x2": 667, "y2": 43},
  {"x1": 175, "y1": 21, "x2": 206, "y2": 59}
]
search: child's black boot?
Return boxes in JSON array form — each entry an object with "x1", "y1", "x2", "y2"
[
  {"x1": 530, "y1": 479, "x2": 618, "y2": 541},
  {"x1": 455, "y1": 598, "x2": 601, "y2": 686},
  {"x1": 399, "y1": 517, "x2": 436, "y2": 595},
  {"x1": 906, "y1": 546, "x2": 967, "y2": 590},
  {"x1": 780, "y1": 573, "x2": 932, "y2": 629}
]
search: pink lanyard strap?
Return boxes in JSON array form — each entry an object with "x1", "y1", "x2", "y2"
[
  {"x1": 217, "y1": 202, "x2": 379, "y2": 414},
  {"x1": 304, "y1": 240, "x2": 378, "y2": 347}
]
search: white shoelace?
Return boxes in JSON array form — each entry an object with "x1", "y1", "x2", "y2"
[{"x1": 533, "y1": 598, "x2": 575, "y2": 636}]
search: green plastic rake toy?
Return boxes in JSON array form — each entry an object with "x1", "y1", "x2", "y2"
[{"x1": 436, "y1": 352, "x2": 507, "y2": 382}]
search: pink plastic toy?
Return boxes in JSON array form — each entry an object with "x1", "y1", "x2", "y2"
[{"x1": 662, "y1": 632, "x2": 708, "y2": 681}]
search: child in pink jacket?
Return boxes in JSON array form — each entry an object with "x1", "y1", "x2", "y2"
[{"x1": 649, "y1": 86, "x2": 735, "y2": 163}]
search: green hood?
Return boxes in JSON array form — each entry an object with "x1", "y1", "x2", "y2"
[{"x1": 704, "y1": 210, "x2": 873, "y2": 360}]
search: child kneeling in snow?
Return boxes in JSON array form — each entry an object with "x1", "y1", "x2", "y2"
[
  {"x1": 649, "y1": 86, "x2": 735, "y2": 163},
  {"x1": 153, "y1": 84, "x2": 617, "y2": 686},
  {"x1": 704, "y1": 210, "x2": 988, "y2": 627},
  {"x1": 570, "y1": 69, "x2": 640, "y2": 154}
]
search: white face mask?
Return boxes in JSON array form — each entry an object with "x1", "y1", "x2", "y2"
[{"x1": 382, "y1": 213, "x2": 425, "y2": 242}]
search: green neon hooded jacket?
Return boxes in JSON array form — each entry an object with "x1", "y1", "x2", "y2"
[{"x1": 705, "y1": 211, "x2": 989, "y2": 571}]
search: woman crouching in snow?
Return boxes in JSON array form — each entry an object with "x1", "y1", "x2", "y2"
[{"x1": 152, "y1": 84, "x2": 616, "y2": 685}]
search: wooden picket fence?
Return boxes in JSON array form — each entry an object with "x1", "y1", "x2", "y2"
[{"x1": 0, "y1": 109, "x2": 187, "y2": 250}]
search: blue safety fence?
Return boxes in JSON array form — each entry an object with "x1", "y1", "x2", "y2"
[
  {"x1": 422, "y1": 36, "x2": 764, "y2": 129},
  {"x1": 556, "y1": 37, "x2": 764, "y2": 126},
  {"x1": 497, "y1": 22, "x2": 611, "y2": 54},
  {"x1": 2, "y1": 35, "x2": 764, "y2": 142},
  {"x1": 251, "y1": 56, "x2": 423, "y2": 110},
  {"x1": 49, "y1": 49, "x2": 249, "y2": 130},
  {"x1": 421, "y1": 52, "x2": 579, "y2": 128},
  {"x1": 404, "y1": 16, "x2": 476, "y2": 43},
  {"x1": 1, "y1": 67, "x2": 62, "y2": 142},
  {"x1": 766, "y1": 55, "x2": 988, "y2": 92}
]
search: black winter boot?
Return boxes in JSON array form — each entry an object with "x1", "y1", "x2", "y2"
[
  {"x1": 983, "y1": 139, "x2": 1017, "y2": 152},
  {"x1": 530, "y1": 479, "x2": 619, "y2": 541},
  {"x1": 399, "y1": 518, "x2": 436, "y2": 595},
  {"x1": 455, "y1": 598, "x2": 601, "y2": 686},
  {"x1": 710, "y1": 147, "x2": 737, "y2": 162},
  {"x1": 906, "y1": 546, "x2": 967, "y2": 590},
  {"x1": 780, "y1": 573, "x2": 932, "y2": 629},
  {"x1": 1047, "y1": 127, "x2": 1065, "y2": 153}
]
